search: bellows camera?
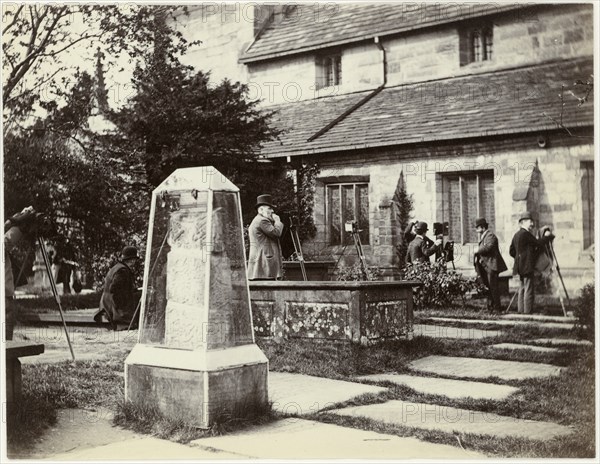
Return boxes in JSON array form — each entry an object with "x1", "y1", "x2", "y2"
[{"x1": 344, "y1": 220, "x2": 359, "y2": 233}]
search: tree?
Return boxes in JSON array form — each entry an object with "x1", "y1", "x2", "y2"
[
  {"x1": 392, "y1": 171, "x2": 414, "y2": 268},
  {"x1": 114, "y1": 14, "x2": 279, "y2": 189},
  {"x1": 2, "y1": 4, "x2": 192, "y2": 131}
]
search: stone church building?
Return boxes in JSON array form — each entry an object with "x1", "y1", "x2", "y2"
[{"x1": 178, "y1": 2, "x2": 595, "y2": 294}]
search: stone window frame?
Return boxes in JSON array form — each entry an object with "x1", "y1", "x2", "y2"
[
  {"x1": 323, "y1": 176, "x2": 370, "y2": 246},
  {"x1": 315, "y1": 51, "x2": 342, "y2": 90},
  {"x1": 437, "y1": 170, "x2": 496, "y2": 245},
  {"x1": 459, "y1": 23, "x2": 494, "y2": 66}
]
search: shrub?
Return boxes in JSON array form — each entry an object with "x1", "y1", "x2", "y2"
[
  {"x1": 336, "y1": 263, "x2": 383, "y2": 281},
  {"x1": 574, "y1": 283, "x2": 594, "y2": 342},
  {"x1": 400, "y1": 259, "x2": 483, "y2": 309}
]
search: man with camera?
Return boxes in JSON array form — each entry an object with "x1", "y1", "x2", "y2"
[
  {"x1": 247, "y1": 194, "x2": 284, "y2": 280},
  {"x1": 509, "y1": 212, "x2": 555, "y2": 314},
  {"x1": 4, "y1": 206, "x2": 43, "y2": 340},
  {"x1": 474, "y1": 217, "x2": 507, "y2": 312},
  {"x1": 406, "y1": 221, "x2": 442, "y2": 264}
]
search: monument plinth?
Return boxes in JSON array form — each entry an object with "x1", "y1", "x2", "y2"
[{"x1": 125, "y1": 167, "x2": 268, "y2": 428}]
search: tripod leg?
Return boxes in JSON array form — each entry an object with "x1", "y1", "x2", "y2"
[
  {"x1": 38, "y1": 237, "x2": 75, "y2": 361},
  {"x1": 550, "y1": 242, "x2": 571, "y2": 308},
  {"x1": 290, "y1": 226, "x2": 307, "y2": 281},
  {"x1": 505, "y1": 291, "x2": 517, "y2": 313}
]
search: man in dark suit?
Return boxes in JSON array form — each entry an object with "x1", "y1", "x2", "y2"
[
  {"x1": 474, "y1": 217, "x2": 507, "y2": 312},
  {"x1": 94, "y1": 246, "x2": 140, "y2": 329},
  {"x1": 406, "y1": 221, "x2": 442, "y2": 264},
  {"x1": 247, "y1": 194, "x2": 284, "y2": 280},
  {"x1": 509, "y1": 212, "x2": 553, "y2": 314}
]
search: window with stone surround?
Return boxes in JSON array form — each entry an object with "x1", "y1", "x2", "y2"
[
  {"x1": 326, "y1": 183, "x2": 369, "y2": 246},
  {"x1": 316, "y1": 53, "x2": 342, "y2": 89},
  {"x1": 459, "y1": 25, "x2": 493, "y2": 65},
  {"x1": 581, "y1": 161, "x2": 594, "y2": 249},
  {"x1": 440, "y1": 171, "x2": 495, "y2": 244}
]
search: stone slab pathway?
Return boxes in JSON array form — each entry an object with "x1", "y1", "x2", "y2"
[
  {"x1": 414, "y1": 324, "x2": 502, "y2": 339},
  {"x1": 14, "y1": 326, "x2": 137, "y2": 364},
  {"x1": 491, "y1": 343, "x2": 562, "y2": 353},
  {"x1": 329, "y1": 400, "x2": 573, "y2": 440},
  {"x1": 409, "y1": 356, "x2": 562, "y2": 381},
  {"x1": 357, "y1": 373, "x2": 519, "y2": 401},
  {"x1": 501, "y1": 314, "x2": 576, "y2": 323},
  {"x1": 268, "y1": 372, "x2": 387, "y2": 415},
  {"x1": 533, "y1": 338, "x2": 593, "y2": 347},
  {"x1": 427, "y1": 317, "x2": 574, "y2": 330},
  {"x1": 191, "y1": 418, "x2": 485, "y2": 459}
]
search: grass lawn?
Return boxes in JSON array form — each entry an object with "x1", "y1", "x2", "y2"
[
  {"x1": 257, "y1": 312, "x2": 596, "y2": 459},
  {"x1": 8, "y1": 303, "x2": 595, "y2": 459}
]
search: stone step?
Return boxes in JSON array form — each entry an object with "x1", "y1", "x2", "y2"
[
  {"x1": 409, "y1": 356, "x2": 562, "y2": 381},
  {"x1": 329, "y1": 400, "x2": 573, "y2": 441},
  {"x1": 427, "y1": 317, "x2": 574, "y2": 330},
  {"x1": 532, "y1": 338, "x2": 593, "y2": 347},
  {"x1": 19, "y1": 308, "x2": 100, "y2": 325},
  {"x1": 413, "y1": 324, "x2": 501, "y2": 339},
  {"x1": 500, "y1": 314, "x2": 576, "y2": 323},
  {"x1": 490, "y1": 343, "x2": 562, "y2": 354},
  {"x1": 268, "y1": 372, "x2": 387, "y2": 415},
  {"x1": 191, "y1": 418, "x2": 485, "y2": 459},
  {"x1": 356, "y1": 373, "x2": 519, "y2": 401}
]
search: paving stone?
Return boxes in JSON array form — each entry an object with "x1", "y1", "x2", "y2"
[
  {"x1": 269, "y1": 372, "x2": 387, "y2": 415},
  {"x1": 491, "y1": 343, "x2": 562, "y2": 353},
  {"x1": 414, "y1": 324, "x2": 502, "y2": 339},
  {"x1": 357, "y1": 373, "x2": 519, "y2": 400},
  {"x1": 45, "y1": 436, "x2": 241, "y2": 461},
  {"x1": 428, "y1": 317, "x2": 574, "y2": 330},
  {"x1": 409, "y1": 356, "x2": 562, "y2": 381},
  {"x1": 192, "y1": 418, "x2": 485, "y2": 459},
  {"x1": 500, "y1": 314, "x2": 576, "y2": 323},
  {"x1": 533, "y1": 338, "x2": 593, "y2": 347},
  {"x1": 329, "y1": 400, "x2": 574, "y2": 441}
]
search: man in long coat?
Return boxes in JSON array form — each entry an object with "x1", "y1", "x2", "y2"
[
  {"x1": 509, "y1": 212, "x2": 553, "y2": 314},
  {"x1": 406, "y1": 221, "x2": 442, "y2": 264},
  {"x1": 474, "y1": 217, "x2": 507, "y2": 312},
  {"x1": 247, "y1": 194, "x2": 284, "y2": 280},
  {"x1": 95, "y1": 246, "x2": 140, "y2": 329}
]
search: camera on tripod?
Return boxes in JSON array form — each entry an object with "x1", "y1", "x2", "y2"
[
  {"x1": 433, "y1": 221, "x2": 455, "y2": 263},
  {"x1": 344, "y1": 220, "x2": 359, "y2": 234},
  {"x1": 284, "y1": 211, "x2": 299, "y2": 228}
]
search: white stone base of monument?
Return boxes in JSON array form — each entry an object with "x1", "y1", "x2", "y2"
[{"x1": 125, "y1": 344, "x2": 268, "y2": 428}]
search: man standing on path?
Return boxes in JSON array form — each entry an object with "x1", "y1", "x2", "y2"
[
  {"x1": 247, "y1": 194, "x2": 284, "y2": 280},
  {"x1": 94, "y1": 246, "x2": 141, "y2": 329},
  {"x1": 406, "y1": 221, "x2": 442, "y2": 264},
  {"x1": 474, "y1": 217, "x2": 507, "y2": 312},
  {"x1": 509, "y1": 212, "x2": 553, "y2": 314}
]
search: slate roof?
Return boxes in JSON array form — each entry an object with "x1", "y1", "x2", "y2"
[
  {"x1": 261, "y1": 58, "x2": 594, "y2": 158},
  {"x1": 242, "y1": 3, "x2": 523, "y2": 62}
]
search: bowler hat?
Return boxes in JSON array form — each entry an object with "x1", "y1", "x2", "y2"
[
  {"x1": 121, "y1": 246, "x2": 140, "y2": 260},
  {"x1": 519, "y1": 212, "x2": 533, "y2": 222},
  {"x1": 415, "y1": 221, "x2": 428, "y2": 234},
  {"x1": 475, "y1": 217, "x2": 488, "y2": 228},
  {"x1": 256, "y1": 194, "x2": 276, "y2": 209}
]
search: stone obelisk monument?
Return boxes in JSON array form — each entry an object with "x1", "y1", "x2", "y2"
[{"x1": 125, "y1": 167, "x2": 268, "y2": 427}]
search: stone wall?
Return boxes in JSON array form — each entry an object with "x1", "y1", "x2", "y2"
[{"x1": 305, "y1": 132, "x2": 594, "y2": 294}]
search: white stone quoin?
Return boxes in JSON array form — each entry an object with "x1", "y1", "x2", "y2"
[{"x1": 125, "y1": 166, "x2": 268, "y2": 428}]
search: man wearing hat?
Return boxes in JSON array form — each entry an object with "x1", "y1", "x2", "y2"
[
  {"x1": 474, "y1": 217, "x2": 507, "y2": 312},
  {"x1": 94, "y1": 246, "x2": 141, "y2": 329},
  {"x1": 247, "y1": 194, "x2": 284, "y2": 280},
  {"x1": 406, "y1": 221, "x2": 442, "y2": 264},
  {"x1": 509, "y1": 212, "x2": 553, "y2": 313}
]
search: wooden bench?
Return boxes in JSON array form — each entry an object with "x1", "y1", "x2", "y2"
[{"x1": 5, "y1": 341, "x2": 45, "y2": 404}]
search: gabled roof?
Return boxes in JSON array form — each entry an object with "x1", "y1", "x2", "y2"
[
  {"x1": 261, "y1": 58, "x2": 594, "y2": 158},
  {"x1": 242, "y1": 3, "x2": 524, "y2": 63}
]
